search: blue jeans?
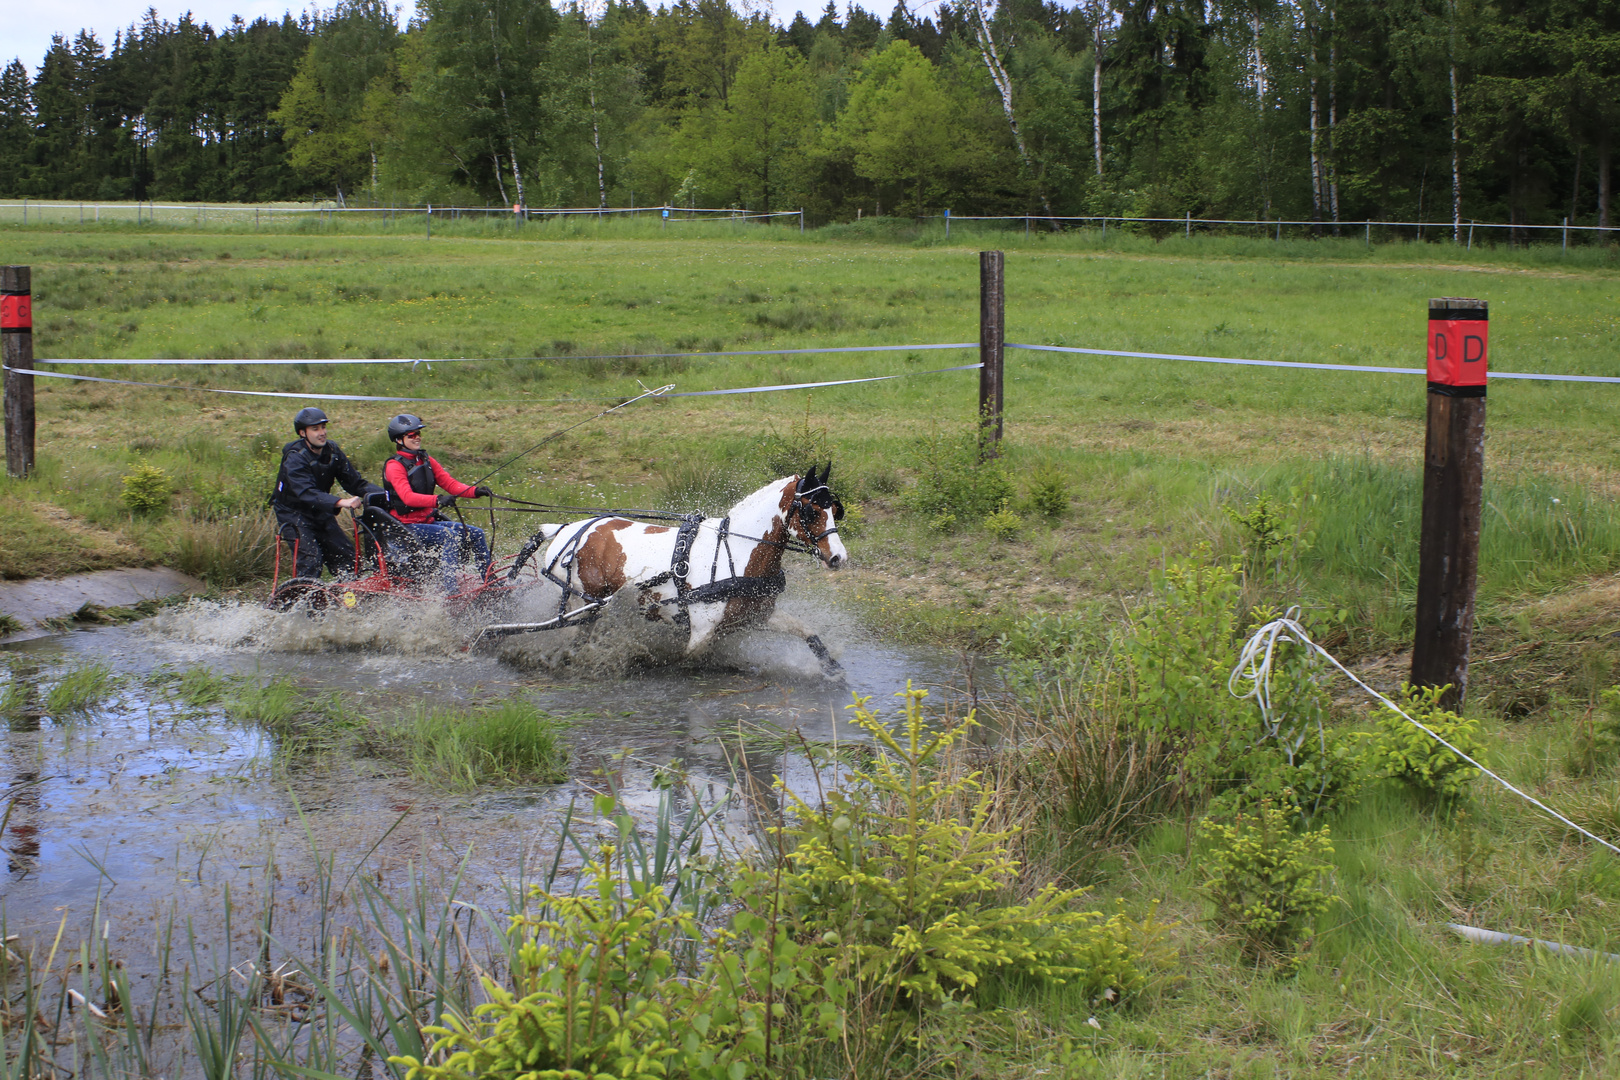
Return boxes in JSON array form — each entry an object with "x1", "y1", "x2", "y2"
[{"x1": 405, "y1": 521, "x2": 491, "y2": 591}]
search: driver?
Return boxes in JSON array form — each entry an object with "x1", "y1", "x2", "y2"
[
  {"x1": 271, "y1": 406, "x2": 384, "y2": 580},
  {"x1": 381, "y1": 414, "x2": 495, "y2": 591}
]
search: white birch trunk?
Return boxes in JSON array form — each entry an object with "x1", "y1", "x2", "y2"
[
  {"x1": 1093, "y1": 22, "x2": 1104, "y2": 178},
  {"x1": 1329, "y1": 10, "x2": 1340, "y2": 227},
  {"x1": 967, "y1": 0, "x2": 1055, "y2": 217}
]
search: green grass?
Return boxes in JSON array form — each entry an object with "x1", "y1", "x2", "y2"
[
  {"x1": 3, "y1": 223, "x2": 1619, "y2": 650},
  {"x1": 390, "y1": 700, "x2": 570, "y2": 790},
  {"x1": 43, "y1": 662, "x2": 117, "y2": 716}
]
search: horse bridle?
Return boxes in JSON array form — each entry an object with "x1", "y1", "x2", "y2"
[{"x1": 784, "y1": 483, "x2": 843, "y2": 562}]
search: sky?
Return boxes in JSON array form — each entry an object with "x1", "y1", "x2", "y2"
[{"x1": 5, "y1": 0, "x2": 948, "y2": 77}]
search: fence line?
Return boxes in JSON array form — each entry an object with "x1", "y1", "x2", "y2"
[
  {"x1": 0, "y1": 360, "x2": 982, "y2": 404},
  {"x1": 4, "y1": 200, "x2": 1611, "y2": 242},
  {"x1": 21, "y1": 341, "x2": 1620, "y2": 386}
]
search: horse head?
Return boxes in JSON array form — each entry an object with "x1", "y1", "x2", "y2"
[{"x1": 791, "y1": 461, "x2": 847, "y2": 570}]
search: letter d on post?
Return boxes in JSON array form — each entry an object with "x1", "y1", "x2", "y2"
[{"x1": 1412, "y1": 297, "x2": 1487, "y2": 707}]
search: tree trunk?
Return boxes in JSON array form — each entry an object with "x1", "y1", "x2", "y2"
[
  {"x1": 1328, "y1": 5, "x2": 1340, "y2": 232},
  {"x1": 967, "y1": 0, "x2": 1055, "y2": 220},
  {"x1": 587, "y1": 27, "x2": 607, "y2": 209},
  {"x1": 1251, "y1": 12, "x2": 1267, "y2": 104},
  {"x1": 1450, "y1": 1, "x2": 1461, "y2": 244},
  {"x1": 1310, "y1": 76, "x2": 1323, "y2": 229},
  {"x1": 492, "y1": 153, "x2": 510, "y2": 206},
  {"x1": 1093, "y1": 22, "x2": 1104, "y2": 178},
  {"x1": 1600, "y1": 128, "x2": 1612, "y2": 230},
  {"x1": 1571, "y1": 143, "x2": 1583, "y2": 223}
]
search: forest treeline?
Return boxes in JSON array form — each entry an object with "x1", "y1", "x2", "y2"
[{"x1": 1, "y1": 0, "x2": 1616, "y2": 236}]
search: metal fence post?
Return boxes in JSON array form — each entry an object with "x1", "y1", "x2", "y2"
[
  {"x1": 1185, "y1": 211, "x2": 1191, "y2": 239},
  {"x1": 978, "y1": 250, "x2": 1004, "y2": 461},
  {"x1": 1563, "y1": 217, "x2": 1569, "y2": 251},
  {"x1": 3, "y1": 266, "x2": 34, "y2": 478},
  {"x1": 1412, "y1": 297, "x2": 1488, "y2": 707}
]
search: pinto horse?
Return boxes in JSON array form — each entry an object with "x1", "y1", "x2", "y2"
[{"x1": 525, "y1": 465, "x2": 847, "y2": 673}]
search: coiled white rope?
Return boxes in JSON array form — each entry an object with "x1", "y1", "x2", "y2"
[{"x1": 1229, "y1": 613, "x2": 1620, "y2": 857}]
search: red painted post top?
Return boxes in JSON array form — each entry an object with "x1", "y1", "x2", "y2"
[
  {"x1": 0, "y1": 292, "x2": 29, "y2": 332},
  {"x1": 1427, "y1": 298, "x2": 1487, "y2": 391}
]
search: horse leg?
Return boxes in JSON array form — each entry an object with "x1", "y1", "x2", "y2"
[{"x1": 766, "y1": 611, "x2": 844, "y2": 679}]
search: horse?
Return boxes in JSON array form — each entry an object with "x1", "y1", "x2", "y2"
[{"x1": 515, "y1": 464, "x2": 847, "y2": 674}]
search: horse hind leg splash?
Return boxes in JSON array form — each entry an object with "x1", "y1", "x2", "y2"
[{"x1": 766, "y1": 610, "x2": 844, "y2": 681}]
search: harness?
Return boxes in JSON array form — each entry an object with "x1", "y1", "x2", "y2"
[{"x1": 525, "y1": 503, "x2": 825, "y2": 630}]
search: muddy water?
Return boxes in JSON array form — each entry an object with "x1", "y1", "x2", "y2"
[{"x1": 0, "y1": 573, "x2": 978, "y2": 1017}]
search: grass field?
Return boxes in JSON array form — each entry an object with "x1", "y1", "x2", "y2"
[{"x1": 6, "y1": 220, "x2": 1620, "y2": 1077}]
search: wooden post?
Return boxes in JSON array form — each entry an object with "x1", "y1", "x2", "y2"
[
  {"x1": 3, "y1": 266, "x2": 34, "y2": 478},
  {"x1": 1412, "y1": 297, "x2": 1488, "y2": 707},
  {"x1": 978, "y1": 250, "x2": 1004, "y2": 460}
]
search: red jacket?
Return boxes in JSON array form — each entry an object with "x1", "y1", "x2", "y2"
[{"x1": 384, "y1": 452, "x2": 476, "y2": 524}]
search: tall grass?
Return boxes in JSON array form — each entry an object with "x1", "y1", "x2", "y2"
[
  {"x1": 44, "y1": 662, "x2": 117, "y2": 716},
  {"x1": 171, "y1": 510, "x2": 277, "y2": 587},
  {"x1": 395, "y1": 701, "x2": 570, "y2": 789}
]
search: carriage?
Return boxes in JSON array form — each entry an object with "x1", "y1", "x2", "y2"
[{"x1": 264, "y1": 466, "x2": 848, "y2": 670}]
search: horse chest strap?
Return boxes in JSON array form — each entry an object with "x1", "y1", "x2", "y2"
[{"x1": 670, "y1": 514, "x2": 704, "y2": 591}]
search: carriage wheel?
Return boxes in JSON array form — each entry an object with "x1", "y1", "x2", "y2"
[{"x1": 266, "y1": 578, "x2": 330, "y2": 613}]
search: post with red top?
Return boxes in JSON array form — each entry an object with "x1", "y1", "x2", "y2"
[
  {"x1": 1411, "y1": 297, "x2": 1488, "y2": 707},
  {"x1": 2, "y1": 266, "x2": 33, "y2": 479},
  {"x1": 978, "y1": 250, "x2": 1004, "y2": 460}
]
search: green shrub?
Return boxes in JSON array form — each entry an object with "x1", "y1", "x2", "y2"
[
  {"x1": 398, "y1": 841, "x2": 776, "y2": 1080},
  {"x1": 778, "y1": 687, "x2": 1169, "y2": 1015},
  {"x1": 119, "y1": 461, "x2": 173, "y2": 517},
  {"x1": 928, "y1": 509, "x2": 957, "y2": 534},
  {"x1": 1567, "y1": 687, "x2": 1620, "y2": 776},
  {"x1": 906, "y1": 429, "x2": 1013, "y2": 520},
  {"x1": 1222, "y1": 488, "x2": 1315, "y2": 580},
  {"x1": 1027, "y1": 465, "x2": 1071, "y2": 518},
  {"x1": 1360, "y1": 683, "x2": 1487, "y2": 802},
  {"x1": 1119, "y1": 552, "x2": 1251, "y2": 799},
  {"x1": 982, "y1": 500, "x2": 1022, "y2": 540},
  {"x1": 1199, "y1": 799, "x2": 1336, "y2": 965},
  {"x1": 45, "y1": 663, "x2": 117, "y2": 716}
]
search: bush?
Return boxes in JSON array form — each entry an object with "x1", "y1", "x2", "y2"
[
  {"x1": 1567, "y1": 687, "x2": 1620, "y2": 776},
  {"x1": 983, "y1": 500, "x2": 1022, "y2": 540},
  {"x1": 777, "y1": 687, "x2": 1169, "y2": 1016},
  {"x1": 906, "y1": 429, "x2": 1013, "y2": 521},
  {"x1": 399, "y1": 841, "x2": 776, "y2": 1080},
  {"x1": 119, "y1": 461, "x2": 173, "y2": 517},
  {"x1": 1360, "y1": 683, "x2": 1487, "y2": 802},
  {"x1": 1199, "y1": 799, "x2": 1336, "y2": 966},
  {"x1": 1027, "y1": 466, "x2": 1071, "y2": 518}
]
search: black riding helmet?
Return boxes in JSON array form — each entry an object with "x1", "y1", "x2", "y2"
[
  {"x1": 293, "y1": 406, "x2": 328, "y2": 434},
  {"x1": 387, "y1": 414, "x2": 426, "y2": 443}
]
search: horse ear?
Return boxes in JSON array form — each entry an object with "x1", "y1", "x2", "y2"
[
  {"x1": 800, "y1": 465, "x2": 817, "y2": 489},
  {"x1": 823, "y1": 460, "x2": 833, "y2": 484}
]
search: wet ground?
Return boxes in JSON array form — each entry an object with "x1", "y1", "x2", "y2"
[{"x1": 0, "y1": 574, "x2": 979, "y2": 997}]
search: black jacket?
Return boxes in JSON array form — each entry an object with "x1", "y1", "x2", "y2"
[{"x1": 272, "y1": 439, "x2": 381, "y2": 516}]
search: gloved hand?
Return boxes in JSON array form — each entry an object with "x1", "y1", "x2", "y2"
[
  {"x1": 435, "y1": 493, "x2": 457, "y2": 508},
  {"x1": 473, "y1": 485, "x2": 494, "y2": 499}
]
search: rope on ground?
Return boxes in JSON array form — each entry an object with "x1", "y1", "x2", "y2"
[
  {"x1": 1007, "y1": 342, "x2": 1620, "y2": 385},
  {"x1": 1230, "y1": 614, "x2": 1620, "y2": 857}
]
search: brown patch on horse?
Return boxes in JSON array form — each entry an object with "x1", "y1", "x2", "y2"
[
  {"x1": 720, "y1": 508, "x2": 788, "y2": 633},
  {"x1": 644, "y1": 525, "x2": 672, "y2": 534},
  {"x1": 574, "y1": 519, "x2": 633, "y2": 599}
]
